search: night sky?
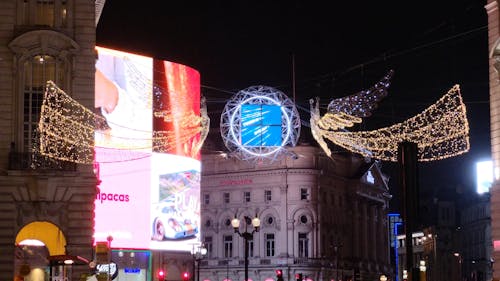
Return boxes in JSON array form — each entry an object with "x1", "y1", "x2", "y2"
[{"x1": 97, "y1": 0, "x2": 490, "y2": 212}]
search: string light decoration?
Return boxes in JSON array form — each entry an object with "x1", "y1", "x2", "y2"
[
  {"x1": 310, "y1": 84, "x2": 470, "y2": 162},
  {"x1": 220, "y1": 85, "x2": 301, "y2": 162},
  {"x1": 319, "y1": 70, "x2": 394, "y2": 130},
  {"x1": 37, "y1": 81, "x2": 209, "y2": 164},
  {"x1": 310, "y1": 70, "x2": 394, "y2": 157}
]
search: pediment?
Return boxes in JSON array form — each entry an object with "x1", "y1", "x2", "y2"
[{"x1": 9, "y1": 29, "x2": 79, "y2": 58}]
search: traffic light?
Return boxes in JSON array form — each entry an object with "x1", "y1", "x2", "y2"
[
  {"x1": 182, "y1": 272, "x2": 190, "y2": 281},
  {"x1": 157, "y1": 269, "x2": 165, "y2": 281},
  {"x1": 276, "y1": 269, "x2": 284, "y2": 281},
  {"x1": 295, "y1": 273, "x2": 303, "y2": 281}
]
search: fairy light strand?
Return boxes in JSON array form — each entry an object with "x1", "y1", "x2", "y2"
[{"x1": 37, "y1": 81, "x2": 209, "y2": 164}]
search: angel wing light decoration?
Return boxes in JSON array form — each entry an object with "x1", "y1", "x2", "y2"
[
  {"x1": 318, "y1": 70, "x2": 394, "y2": 131},
  {"x1": 311, "y1": 77, "x2": 470, "y2": 162},
  {"x1": 310, "y1": 70, "x2": 394, "y2": 157}
]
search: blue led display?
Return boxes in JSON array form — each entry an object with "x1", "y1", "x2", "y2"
[{"x1": 241, "y1": 104, "x2": 282, "y2": 147}]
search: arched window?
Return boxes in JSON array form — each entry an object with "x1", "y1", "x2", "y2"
[{"x1": 22, "y1": 54, "x2": 65, "y2": 151}]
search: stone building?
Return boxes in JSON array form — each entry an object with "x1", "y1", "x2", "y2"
[
  {"x1": 487, "y1": 0, "x2": 500, "y2": 278},
  {"x1": 0, "y1": 0, "x2": 97, "y2": 279},
  {"x1": 199, "y1": 144, "x2": 392, "y2": 281},
  {"x1": 459, "y1": 193, "x2": 492, "y2": 281}
]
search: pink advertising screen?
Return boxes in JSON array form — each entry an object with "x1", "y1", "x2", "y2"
[{"x1": 94, "y1": 46, "x2": 201, "y2": 251}]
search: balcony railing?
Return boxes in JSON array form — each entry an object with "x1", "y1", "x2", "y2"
[{"x1": 8, "y1": 152, "x2": 76, "y2": 171}]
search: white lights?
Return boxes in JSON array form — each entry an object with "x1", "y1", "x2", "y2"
[
  {"x1": 476, "y1": 160, "x2": 493, "y2": 194},
  {"x1": 18, "y1": 239, "x2": 45, "y2": 246},
  {"x1": 37, "y1": 81, "x2": 209, "y2": 164},
  {"x1": 311, "y1": 85, "x2": 470, "y2": 162},
  {"x1": 419, "y1": 260, "x2": 426, "y2": 272},
  {"x1": 220, "y1": 85, "x2": 300, "y2": 162},
  {"x1": 231, "y1": 218, "x2": 240, "y2": 228}
]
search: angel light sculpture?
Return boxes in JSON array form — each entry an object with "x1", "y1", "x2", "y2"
[{"x1": 310, "y1": 71, "x2": 469, "y2": 162}]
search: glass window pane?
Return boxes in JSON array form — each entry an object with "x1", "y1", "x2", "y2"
[{"x1": 36, "y1": 0, "x2": 55, "y2": 26}]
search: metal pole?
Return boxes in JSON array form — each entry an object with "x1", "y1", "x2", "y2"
[
  {"x1": 192, "y1": 255, "x2": 196, "y2": 281},
  {"x1": 197, "y1": 258, "x2": 201, "y2": 281},
  {"x1": 107, "y1": 235, "x2": 113, "y2": 281},
  {"x1": 244, "y1": 236, "x2": 249, "y2": 281}
]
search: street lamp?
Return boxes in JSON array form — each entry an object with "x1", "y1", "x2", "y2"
[
  {"x1": 231, "y1": 215, "x2": 260, "y2": 281},
  {"x1": 192, "y1": 244, "x2": 207, "y2": 281},
  {"x1": 380, "y1": 275, "x2": 388, "y2": 281}
]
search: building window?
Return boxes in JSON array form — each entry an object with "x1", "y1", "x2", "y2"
[
  {"x1": 300, "y1": 188, "x2": 308, "y2": 200},
  {"x1": 60, "y1": 0, "x2": 68, "y2": 26},
  {"x1": 204, "y1": 194, "x2": 210, "y2": 205},
  {"x1": 300, "y1": 215, "x2": 308, "y2": 224},
  {"x1": 265, "y1": 233, "x2": 275, "y2": 257},
  {"x1": 223, "y1": 192, "x2": 230, "y2": 204},
  {"x1": 224, "y1": 235, "x2": 233, "y2": 258},
  {"x1": 298, "y1": 232, "x2": 309, "y2": 257},
  {"x1": 244, "y1": 191, "x2": 251, "y2": 202},
  {"x1": 21, "y1": 0, "x2": 30, "y2": 25},
  {"x1": 265, "y1": 190, "x2": 272, "y2": 202},
  {"x1": 204, "y1": 236, "x2": 213, "y2": 258},
  {"x1": 366, "y1": 170, "x2": 375, "y2": 184},
  {"x1": 264, "y1": 215, "x2": 274, "y2": 227},
  {"x1": 36, "y1": 0, "x2": 56, "y2": 26},
  {"x1": 23, "y1": 55, "x2": 63, "y2": 152},
  {"x1": 248, "y1": 239, "x2": 254, "y2": 257},
  {"x1": 19, "y1": 0, "x2": 69, "y2": 28}
]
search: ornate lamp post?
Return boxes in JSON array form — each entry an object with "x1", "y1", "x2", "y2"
[
  {"x1": 231, "y1": 215, "x2": 260, "y2": 281},
  {"x1": 192, "y1": 244, "x2": 207, "y2": 281}
]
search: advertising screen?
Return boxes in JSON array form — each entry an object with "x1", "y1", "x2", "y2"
[
  {"x1": 241, "y1": 104, "x2": 282, "y2": 147},
  {"x1": 94, "y1": 46, "x2": 201, "y2": 251}
]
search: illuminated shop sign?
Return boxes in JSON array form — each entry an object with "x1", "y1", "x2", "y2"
[{"x1": 97, "y1": 262, "x2": 118, "y2": 280}]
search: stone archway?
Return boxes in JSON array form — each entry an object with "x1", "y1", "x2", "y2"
[
  {"x1": 16, "y1": 221, "x2": 67, "y2": 256},
  {"x1": 14, "y1": 221, "x2": 67, "y2": 280}
]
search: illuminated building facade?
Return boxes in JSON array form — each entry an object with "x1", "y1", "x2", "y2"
[
  {"x1": 199, "y1": 144, "x2": 392, "y2": 281},
  {"x1": 0, "y1": 0, "x2": 97, "y2": 279},
  {"x1": 487, "y1": 0, "x2": 500, "y2": 278}
]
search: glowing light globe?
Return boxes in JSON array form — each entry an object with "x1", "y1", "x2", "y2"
[{"x1": 220, "y1": 85, "x2": 300, "y2": 162}]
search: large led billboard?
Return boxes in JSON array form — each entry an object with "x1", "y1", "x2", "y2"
[{"x1": 94, "y1": 46, "x2": 201, "y2": 251}]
